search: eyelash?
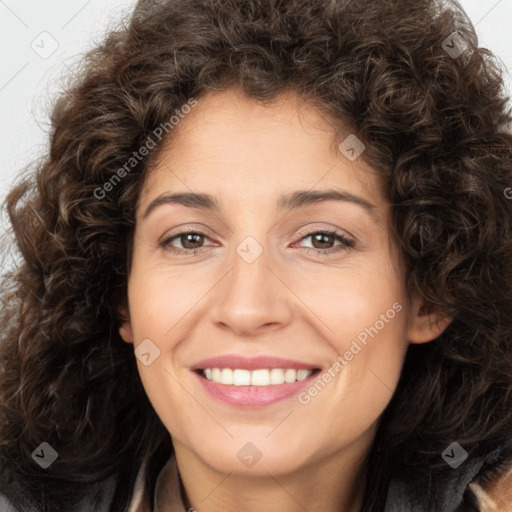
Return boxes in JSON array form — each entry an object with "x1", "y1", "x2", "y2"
[{"x1": 159, "y1": 228, "x2": 355, "y2": 257}]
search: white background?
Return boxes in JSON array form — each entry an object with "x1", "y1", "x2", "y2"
[{"x1": 0, "y1": 0, "x2": 511, "y2": 228}]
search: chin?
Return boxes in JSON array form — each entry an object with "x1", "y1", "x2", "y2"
[{"x1": 190, "y1": 440, "x2": 311, "y2": 477}]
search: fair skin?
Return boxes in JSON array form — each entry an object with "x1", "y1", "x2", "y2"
[{"x1": 119, "y1": 87, "x2": 451, "y2": 512}]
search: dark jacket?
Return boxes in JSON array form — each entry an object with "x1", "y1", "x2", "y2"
[{"x1": 0, "y1": 439, "x2": 511, "y2": 512}]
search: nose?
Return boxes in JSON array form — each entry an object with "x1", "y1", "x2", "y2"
[{"x1": 209, "y1": 242, "x2": 293, "y2": 337}]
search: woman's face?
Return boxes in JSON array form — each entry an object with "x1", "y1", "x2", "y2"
[{"x1": 120, "y1": 87, "x2": 448, "y2": 477}]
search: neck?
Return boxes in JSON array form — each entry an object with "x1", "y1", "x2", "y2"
[{"x1": 168, "y1": 429, "x2": 374, "y2": 512}]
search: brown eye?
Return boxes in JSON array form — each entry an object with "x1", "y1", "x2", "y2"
[
  {"x1": 294, "y1": 229, "x2": 355, "y2": 257},
  {"x1": 178, "y1": 233, "x2": 205, "y2": 249},
  {"x1": 310, "y1": 232, "x2": 336, "y2": 249},
  {"x1": 159, "y1": 230, "x2": 211, "y2": 254}
]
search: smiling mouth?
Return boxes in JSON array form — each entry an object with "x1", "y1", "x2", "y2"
[{"x1": 196, "y1": 367, "x2": 322, "y2": 386}]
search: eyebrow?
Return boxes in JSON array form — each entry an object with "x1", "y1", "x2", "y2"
[{"x1": 142, "y1": 189, "x2": 378, "y2": 222}]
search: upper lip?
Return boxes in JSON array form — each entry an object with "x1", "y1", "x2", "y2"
[{"x1": 191, "y1": 355, "x2": 321, "y2": 371}]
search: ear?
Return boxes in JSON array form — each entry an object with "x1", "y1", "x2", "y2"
[
  {"x1": 407, "y1": 291, "x2": 452, "y2": 344},
  {"x1": 118, "y1": 306, "x2": 134, "y2": 344}
]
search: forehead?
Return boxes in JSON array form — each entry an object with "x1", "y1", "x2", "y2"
[{"x1": 138, "y1": 87, "x2": 385, "y2": 216}]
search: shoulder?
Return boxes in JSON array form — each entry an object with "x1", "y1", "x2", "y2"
[
  {"x1": 467, "y1": 452, "x2": 512, "y2": 511},
  {"x1": 0, "y1": 492, "x2": 24, "y2": 512},
  {"x1": 0, "y1": 459, "x2": 36, "y2": 512},
  {"x1": 444, "y1": 437, "x2": 512, "y2": 512},
  {"x1": 0, "y1": 465, "x2": 120, "y2": 512},
  {"x1": 385, "y1": 436, "x2": 512, "y2": 512}
]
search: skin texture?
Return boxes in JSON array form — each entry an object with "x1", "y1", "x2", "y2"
[{"x1": 119, "y1": 87, "x2": 451, "y2": 512}]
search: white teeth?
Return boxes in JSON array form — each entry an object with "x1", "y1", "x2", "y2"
[
  {"x1": 201, "y1": 368, "x2": 315, "y2": 385},
  {"x1": 284, "y1": 369, "x2": 296, "y2": 383},
  {"x1": 297, "y1": 369, "x2": 311, "y2": 381},
  {"x1": 251, "y1": 369, "x2": 270, "y2": 386},
  {"x1": 233, "y1": 369, "x2": 251, "y2": 386},
  {"x1": 269, "y1": 368, "x2": 285, "y2": 384},
  {"x1": 220, "y1": 368, "x2": 233, "y2": 385}
]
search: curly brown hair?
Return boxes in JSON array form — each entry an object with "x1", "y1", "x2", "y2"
[{"x1": 1, "y1": 0, "x2": 512, "y2": 510}]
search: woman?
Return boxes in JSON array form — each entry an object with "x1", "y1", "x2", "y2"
[{"x1": 0, "y1": 0, "x2": 511, "y2": 511}]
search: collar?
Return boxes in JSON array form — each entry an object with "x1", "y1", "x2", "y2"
[{"x1": 127, "y1": 453, "x2": 187, "y2": 512}]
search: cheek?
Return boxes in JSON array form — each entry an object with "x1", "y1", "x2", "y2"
[
  {"x1": 292, "y1": 257, "x2": 407, "y2": 348},
  {"x1": 292, "y1": 255, "x2": 410, "y2": 407},
  {"x1": 329, "y1": 281, "x2": 408, "y2": 408},
  {"x1": 126, "y1": 261, "x2": 201, "y2": 339},
  {"x1": 297, "y1": 273, "x2": 408, "y2": 449}
]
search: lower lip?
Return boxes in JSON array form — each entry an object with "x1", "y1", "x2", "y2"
[{"x1": 192, "y1": 370, "x2": 319, "y2": 408}]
